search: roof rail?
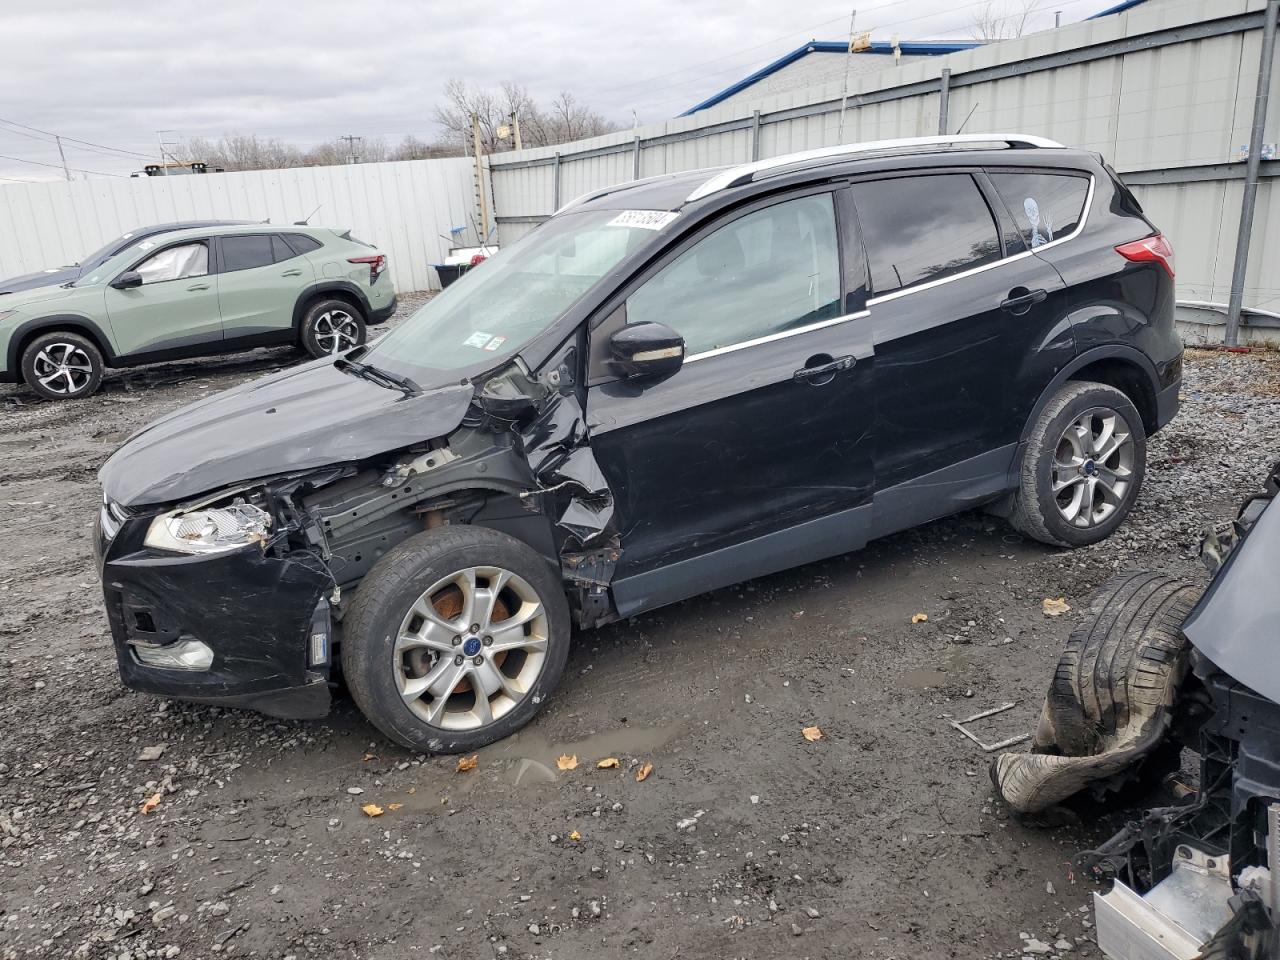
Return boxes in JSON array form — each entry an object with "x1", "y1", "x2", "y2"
[{"x1": 685, "y1": 133, "x2": 1065, "y2": 202}]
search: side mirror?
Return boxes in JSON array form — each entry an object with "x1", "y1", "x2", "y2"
[
  {"x1": 610, "y1": 322, "x2": 685, "y2": 380},
  {"x1": 111, "y1": 270, "x2": 143, "y2": 290}
]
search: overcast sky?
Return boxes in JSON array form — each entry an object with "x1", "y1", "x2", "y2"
[{"x1": 2, "y1": 0, "x2": 1126, "y2": 183}]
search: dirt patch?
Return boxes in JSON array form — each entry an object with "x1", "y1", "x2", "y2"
[{"x1": 2, "y1": 313, "x2": 1279, "y2": 959}]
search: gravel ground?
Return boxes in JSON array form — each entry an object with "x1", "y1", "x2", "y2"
[{"x1": 1, "y1": 303, "x2": 1278, "y2": 960}]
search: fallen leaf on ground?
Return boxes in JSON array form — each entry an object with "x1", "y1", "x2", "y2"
[
  {"x1": 568, "y1": 830, "x2": 581, "y2": 841},
  {"x1": 911, "y1": 612, "x2": 929, "y2": 624},
  {"x1": 362, "y1": 753, "x2": 377, "y2": 762},
  {"x1": 596, "y1": 757, "x2": 620, "y2": 769},
  {"x1": 802, "y1": 725, "x2": 824, "y2": 742},
  {"x1": 408, "y1": 787, "x2": 416, "y2": 794},
  {"x1": 1042, "y1": 597, "x2": 1071, "y2": 617},
  {"x1": 635, "y1": 762, "x2": 653, "y2": 782},
  {"x1": 361, "y1": 803, "x2": 384, "y2": 817},
  {"x1": 387, "y1": 803, "x2": 403, "y2": 811},
  {"x1": 456, "y1": 755, "x2": 478, "y2": 772},
  {"x1": 140, "y1": 792, "x2": 162, "y2": 815},
  {"x1": 556, "y1": 754, "x2": 579, "y2": 771}
]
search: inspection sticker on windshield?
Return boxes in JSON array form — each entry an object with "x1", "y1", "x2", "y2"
[
  {"x1": 608, "y1": 210, "x2": 678, "y2": 231},
  {"x1": 463, "y1": 331, "x2": 492, "y2": 348},
  {"x1": 482, "y1": 336, "x2": 507, "y2": 352}
]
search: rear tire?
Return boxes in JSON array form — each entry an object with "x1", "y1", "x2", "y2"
[
  {"x1": 342, "y1": 526, "x2": 571, "y2": 754},
  {"x1": 300, "y1": 298, "x2": 366, "y2": 358},
  {"x1": 1009, "y1": 381, "x2": 1146, "y2": 547},
  {"x1": 20, "y1": 331, "x2": 104, "y2": 400}
]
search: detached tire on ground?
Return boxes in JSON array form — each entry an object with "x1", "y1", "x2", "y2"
[
  {"x1": 342, "y1": 526, "x2": 572, "y2": 754},
  {"x1": 1010, "y1": 380, "x2": 1147, "y2": 547},
  {"x1": 20, "y1": 330, "x2": 104, "y2": 401},
  {"x1": 299, "y1": 298, "x2": 366, "y2": 358},
  {"x1": 992, "y1": 571, "x2": 1202, "y2": 813}
]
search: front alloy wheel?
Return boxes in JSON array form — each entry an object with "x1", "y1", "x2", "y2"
[
  {"x1": 342, "y1": 527, "x2": 571, "y2": 753},
  {"x1": 395, "y1": 566, "x2": 550, "y2": 731},
  {"x1": 312, "y1": 309, "x2": 361, "y2": 354},
  {"x1": 32, "y1": 342, "x2": 96, "y2": 395}
]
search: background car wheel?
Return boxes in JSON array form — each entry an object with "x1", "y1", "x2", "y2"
[
  {"x1": 1009, "y1": 380, "x2": 1146, "y2": 547},
  {"x1": 992, "y1": 572, "x2": 1201, "y2": 813},
  {"x1": 342, "y1": 526, "x2": 572, "y2": 754},
  {"x1": 20, "y1": 331, "x2": 104, "y2": 400},
  {"x1": 300, "y1": 299, "x2": 366, "y2": 358}
]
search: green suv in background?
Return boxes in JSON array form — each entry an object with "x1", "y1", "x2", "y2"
[{"x1": 0, "y1": 223, "x2": 396, "y2": 400}]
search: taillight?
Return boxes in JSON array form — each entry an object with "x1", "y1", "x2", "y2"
[
  {"x1": 1115, "y1": 234, "x2": 1174, "y2": 278},
  {"x1": 348, "y1": 254, "x2": 387, "y2": 284}
]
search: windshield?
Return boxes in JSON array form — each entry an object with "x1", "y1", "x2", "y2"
[
  {"x1": 80, "y1": 230, "x2": 143, "y2": 271},
  {"x1": 364, "y1": 209, "x2": 670, "y2": 380}
]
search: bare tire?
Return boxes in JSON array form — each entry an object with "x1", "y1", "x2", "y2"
[
  {"x1": 992, "y1": 572, "x2": 1200, "y2": 813},
  {"x1": 20, "y1": 331, "x2": 104, "y2": 400},
  {"x1": 1009, "y1": 381, "x2": 1146, "y2": 547},
  {"x1": 300, "y1": 298, "x2": 366, "y2": 358},
  {"x1": 342, "y1": 526, "x2": 571, "y2": 754}
]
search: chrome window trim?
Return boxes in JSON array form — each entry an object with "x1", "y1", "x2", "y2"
[
  {"x1": 866, "y1": 173, "x2": 1096, "y2": 306},
  {"x1": 684, "y1": 309, "x2": 871, "y2": 364}
]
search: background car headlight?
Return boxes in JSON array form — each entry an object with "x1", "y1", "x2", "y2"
[{"x1": 144, "y1": 500, "x2": 272, "y2": 555}]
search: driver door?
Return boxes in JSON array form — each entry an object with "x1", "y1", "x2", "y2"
[
  {"x1": 104, "y1": 239, "x2": 222, "y2": 357},
  {"x1": 585, "y1": 188, "x2": 875, "y2": 617}
]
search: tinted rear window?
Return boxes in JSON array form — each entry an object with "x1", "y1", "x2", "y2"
[
  {"x1": 221, "y1": 235, "x2": 276, "y2": 272},
  {"x1": 271, "y1": 235, "x2": 296, "y2": 262},
  {"x1": 989, "y1": 171, "x2": 1090, "y2": 249},
  {"x1": 283, "y1": 233, "x2": 323, "y2": 255},
  {"x1": 852, "y1": 173, "x2": 1002, "y2": 297}
]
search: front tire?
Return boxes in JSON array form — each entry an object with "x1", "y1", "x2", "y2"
[
  {"x1": 1009, "y1": 381, "x2": 1146, "y2": 547},
  {"x1": 342, "y1": 526, "x2": 572, "y2": 754},
  {"x1": 300, "y1": 298, "x2": 366, "y2": 358},
  {"x1": 20, "y1": 331, "x2": 104, "y2": 400}
]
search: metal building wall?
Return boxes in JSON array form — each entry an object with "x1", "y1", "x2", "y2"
[
  {"x1": 488, "y1": 0, "x2": 1279, "y2": 331},
  {"x1": 0, "y1": 156, "x2": 479, "y2": 294}
]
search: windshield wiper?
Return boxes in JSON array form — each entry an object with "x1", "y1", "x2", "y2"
[{"x1": 339, "y1": 358, "x2": 421, "y2": 396}]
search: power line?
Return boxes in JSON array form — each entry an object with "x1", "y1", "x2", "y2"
[
  {"x1": 0, "y1": 152, "x2": 124, "y2": 178},
  {"x1": 0, "y1": 115, "x2": 154, "y2": 160}
]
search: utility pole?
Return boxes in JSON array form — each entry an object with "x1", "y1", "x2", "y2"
[
  {"x1": 837, "y1": 9, "x2": 858, "y2": 143},
  {"x1": 338, "y1": 134, "x2": 363, "y2": 164},
  {"x1": 471, "y1": 113, "x2": 491, "y2": 243},
  {"x1": 1225, "y1": 0, "x2": 1279, "y2": 345},
  {"x1": 156, "y1": 130, "x2": 175, "y2": 174},
  {"x1": 510, "y1": 112, "x2": 523, "y2": 151},
  {"x1": 54, "y1": 136, "x2": 70, "y2": 181},
  {"x1": 1054, "y1": 11, "x2": 1062, "y2": 28}
]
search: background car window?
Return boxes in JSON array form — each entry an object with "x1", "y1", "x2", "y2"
[
  {"x1": 852, "y1": 174, "x2": 1001, "y2": 297},
  {"x1": 134, "y1": 242, "x2": 208, "y2": 285},
  {"x1": 626, "y1": 193, "x2": 840, "y2": 356},
  {"x1": 989, "y1": 171, "x2": 1090, "y2": 248},
  {"x1": 282, "y1": 233, "x2": 323, "y2": 255},
  {"x1": 271, "y1": 235, "x2": 297, "y2": 262},
  {"x1": 221, "y1": 235, "x2": 276, "y2": 272}
]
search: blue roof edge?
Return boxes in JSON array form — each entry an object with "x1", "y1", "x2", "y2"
[
  {"x1": 679, "y1": 39, "x2": 982, "y2": 117},
  {"x1": 1088, "y1": 0, "x2": 1149, "y2": 18}
]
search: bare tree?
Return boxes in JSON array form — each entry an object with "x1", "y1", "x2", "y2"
[
  {"x1": 302, "y1": 137, "x2": 389, "y2": 167},
  {"x1": 970, "y1": 0, "x2": 1041, "y2": 41},
  {"x1": 388, "y1": 135, "x2": 459, "y2": 161},
  {"x1": 433, "y1": 79, "x2": 618, "y2": 153},
  {"x1": 184, "y1": 134, "x2": 306, "y2": 171}
]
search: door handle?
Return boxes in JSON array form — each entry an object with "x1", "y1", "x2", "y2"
[
  {"x1": 186, "y1": 283, "x2": 210, "y2": 291},
  {"x1": 1000, "y1": 287, "x2": 1047, "y2": 315},
  {"x1": 793, "y1": 355, "x2": 855, "y2": 384},
  {"x1": 281, "y1": 268, "x2": 303, "y2": 277}
]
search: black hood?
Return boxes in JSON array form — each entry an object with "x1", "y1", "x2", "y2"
[
  {"x1": 1183, "y1": 494, "x2": 1280, "y2": 705},
  {"x1": 0, "y1": 265, "x2": 81, "y2": 295},
  {"x1": 99, "y1": 358, "x2": 475, "y2": 507}
]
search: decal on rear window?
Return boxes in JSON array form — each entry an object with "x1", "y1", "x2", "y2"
[{"x1": 607, "y1": 210, "x2": 678, "y2": 231}]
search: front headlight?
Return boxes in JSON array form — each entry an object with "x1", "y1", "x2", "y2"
[{"x1": 144, "y1": 500, "x2": 272, "y2": 555}]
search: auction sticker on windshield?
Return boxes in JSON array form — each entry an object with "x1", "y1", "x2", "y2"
[
  {"x1": 463, "y1": 332, "x2": 492, "y2": 348},
  {"x1": 608, "y1": 210, "x2": 679, "y2": 231}
]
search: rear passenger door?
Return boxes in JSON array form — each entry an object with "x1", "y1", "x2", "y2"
[
  {"x1": 848, "y1": 169, "x2": 1070, "y2": 526},
  {"x1": 214, "y1": 234, "x2": 315, "y2": 339}
]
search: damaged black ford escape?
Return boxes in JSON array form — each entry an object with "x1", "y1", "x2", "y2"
[{"x1": 96, "y1": 133, "x2": 1182, "y2": 753}]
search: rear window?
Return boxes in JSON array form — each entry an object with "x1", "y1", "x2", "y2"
[
  {"x1": 221, "y1": 235, "x2": 276, "y2": 272},
  {"x1": 989, "y1": 171, "x2": 1090, "y2": 249},
  {"x1": 852, "y1": 173, "x2": 1002, "y2": 297},
  {"x1": 283, "y1": 234, "x2": 323, "y2": 255},
  {"x1": 271, "y1": 235, "x2": 296, "y2": 262}
]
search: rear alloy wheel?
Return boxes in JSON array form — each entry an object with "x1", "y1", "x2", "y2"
[
  {"x1": 342, "y1": 527, "x2": 571, "y2": 753},
  {"x1": 20, "y1": 331, "x2": 104, "y2": 400},
  {"x1": 1009, "y1": 381, "x2": 1146, "y2": 547},
  {"x1": 300, "y1": 298, "x2": 366, "y2": 358}
]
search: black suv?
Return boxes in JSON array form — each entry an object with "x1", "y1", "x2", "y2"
[{"x1": 95, "y1": 134, "x2": 1182, "y2": 753}]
